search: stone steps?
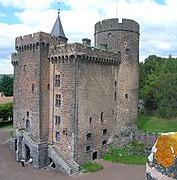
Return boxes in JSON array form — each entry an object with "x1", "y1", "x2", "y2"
[{"x1": 50, "y1": 145, "x2": 80, "y2": 175}]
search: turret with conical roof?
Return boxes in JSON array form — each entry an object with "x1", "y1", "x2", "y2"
[{"x1": 51, "y1": 12, "x2": 68, "y2": 44}]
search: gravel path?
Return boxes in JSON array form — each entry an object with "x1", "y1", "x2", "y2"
[{"x1": 0, "y1": 128, "x2": 146, "y2": 180}]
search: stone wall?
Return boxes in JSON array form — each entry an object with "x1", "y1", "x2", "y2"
[{"x1": 75, "y1": 58, "x2": 118, "y2": 164}]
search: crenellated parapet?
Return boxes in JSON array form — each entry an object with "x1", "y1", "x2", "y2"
[
  {"x1": 11, "y1": 52, "x2": 19, "y2": 66},
  {"x1": 48, "y1": 43, "x2": 121, "y2": 65},
  {"x1": 95, "y1": 18, "x2": 139, "y2": 36},
  {"x1": 15, "y1": 31, "x2": 52, "y2": 52}
]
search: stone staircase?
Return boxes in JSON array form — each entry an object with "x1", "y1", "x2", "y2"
[{"x1": 48, "y1": 145, "x2": 80, "y2": 175}]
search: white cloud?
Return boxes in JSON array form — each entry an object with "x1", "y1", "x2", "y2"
[
  {"x1": 0, "y1": 0, "x2": 177, "y2": 74},
  {"x1": 0, "y1": 0, "x2": 57, "y2": 10}
]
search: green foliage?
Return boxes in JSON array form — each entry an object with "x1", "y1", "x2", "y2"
[
  {"x1": 0, "y1": 74, "x2": 13, "y2": 96},
  {"x1": 140, "y1": 55, "x2": 177, "y2": 118},
  {"x1": 81, "y1": 162, "x2": 103, "y2": 173},
  {"x1": 102, "y1": 142, "x2": 148, "y2": 165},
  {"x1": 0, "y1": 102, "x2": 13, "y2": 121},
  {"x1": 0, "y1": 120, "x2": 13, "y2": 129},
  {"x1": 137, "y1": 115, "x2": 177, "y2": 134}
]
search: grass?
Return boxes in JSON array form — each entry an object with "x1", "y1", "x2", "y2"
[
  {"x1": 137, "y1": 115, "x2": 177, "y2": 134},
  {"x1": 81, "y1": 162, "x2": 103, "y2": 173},
  {"x1": 102, "y1": 142, "x2": 148, "y2": 165}
]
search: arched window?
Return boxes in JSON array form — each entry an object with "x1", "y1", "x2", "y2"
[{"x1": 26, "y1": 119, "x2": 31, "y2": 132}]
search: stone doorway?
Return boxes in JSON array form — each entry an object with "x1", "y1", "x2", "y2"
[
  {"x1": 25, "y1": 144, "x2": 30, "y2": 161},
  {"x1": 92, "y1": 151, "x2": 98, "y2": 160}
]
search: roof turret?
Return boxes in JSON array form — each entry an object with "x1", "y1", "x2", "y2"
[{"x1": 51, "y1": 13, "x2": 67, "y2": 39}]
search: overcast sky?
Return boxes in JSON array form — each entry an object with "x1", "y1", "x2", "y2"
[{"x1": 0, "y1": 0, "x2": 177, "y2": 74}]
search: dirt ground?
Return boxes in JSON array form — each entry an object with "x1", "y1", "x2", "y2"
[{"x1": 0, "y1": 128, "x2": 146, "y2": 180}]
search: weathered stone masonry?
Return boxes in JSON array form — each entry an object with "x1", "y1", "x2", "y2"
[{"x1": 11, "y1": 15, "x2": 139, "y2": 175}]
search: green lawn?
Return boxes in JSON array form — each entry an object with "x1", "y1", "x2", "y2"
[
  {"x1": 81, "y1": 162, "x2": 103, "y2": 173},
  {"x1": 102, "y1": 142, "x2": 148, "y2": 165},
  {"x1": 137, "y1": 115, "x2": 177, "y2": 134}
]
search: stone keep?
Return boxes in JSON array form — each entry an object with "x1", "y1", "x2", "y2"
[{"x1": 11, "y1": 14, "x2": 139, "y2": 175}]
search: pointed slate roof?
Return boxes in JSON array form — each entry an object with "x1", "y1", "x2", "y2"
[{"x1": 51, "y1": 13, "x2": 66, "y2": 38}]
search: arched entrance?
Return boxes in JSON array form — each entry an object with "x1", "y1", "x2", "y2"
[
  {"x1": 25, "y1": 144, "x2": 30, "y2": 161},
  {"x1": 92, "y1": 151, "x2": 98, "y2": 160}
]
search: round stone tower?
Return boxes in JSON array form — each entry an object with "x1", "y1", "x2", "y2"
[{"x1": 94, "y1": 18, "x2": 139, "y2": 131}]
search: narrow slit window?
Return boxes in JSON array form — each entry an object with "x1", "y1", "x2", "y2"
[
  {"x1": 101, "y1": 112, "x2": 104, "y2": 122},
  {"x1": 125, "y1": 94, "x2": 128, "y2": 99},
  {"x1": 32, "y1": 83, "x2": 34, "y2": 92},
  {"x1": 115, "y1": 92, "x2": 117, "y2": 100},
  {"x1": 89, "y1": 117, "x2": 92, "y2": 124}
]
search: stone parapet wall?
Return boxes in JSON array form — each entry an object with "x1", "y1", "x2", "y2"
[
  {"x1": 48, "y1": 43, "x2": 120, "y2": 65},
  {"x1": 95, "y1": 18, "x2": 139, "y2": 35}
]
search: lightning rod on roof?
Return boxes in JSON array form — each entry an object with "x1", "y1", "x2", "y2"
[
  {"x1": 58, "y1": 1, "x2": 60, "y2": 14},
  {"x1": 116, "y1": 0, "x2": 118, "y2": 18}
]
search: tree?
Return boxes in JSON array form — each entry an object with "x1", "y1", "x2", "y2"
[
  {"x1": 139, "y1": 55, "x2": 177, "y2": 118},
  {"x1": 154, "y1": 73, "x2": 177, "y2": 118},
  {"x1": 0, "y1": 102, "x2": 13, "y2": 121},
  {"x1": 0, "y1": 75, "x2": 13, "y2": 96}
]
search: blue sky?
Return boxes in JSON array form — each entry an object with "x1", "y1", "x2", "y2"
[{"x1": 0, "y1": 0, "x2": 177, "y2": 74}]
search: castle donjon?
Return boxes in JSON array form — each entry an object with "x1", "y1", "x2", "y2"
[{"x1": 11, "y1": 11, "x2": 139, "y2": 175}]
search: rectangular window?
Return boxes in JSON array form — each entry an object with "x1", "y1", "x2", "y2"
[
  {"x1": 55, "y1": 75, "x2": 60, "y2": 87},
  {"x1": 86, "y1": 133, "x2": 92, "y2": 141},
  {"x1": 86, "y1": 145, "x2": 91, "y2": 152},
  {"x1": 55, "y1": 94, "x2": 61, "y2": 107},
  {"x1": 55, "y1": 116, "x2": 60, "y2": 125},
  {"x1": 56, "y1": 132, "x2": 60, "y2": 141},
  {"x1": 103, "y1": 129, "x2": 107, "y2": 136}
]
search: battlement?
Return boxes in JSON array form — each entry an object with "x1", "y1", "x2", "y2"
[
  {"x1": 95, "y1": 18, "x2": 139, "y2": 35},
  {"x1": 11, "y1": 52, "x2": 19, "y2": 66},
  {"x1": 48, "y1": 43, "x2": 120, "y2": 65},
  {"x1": 15, "y1": 31, "x2": 51, "y2": 52}
]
